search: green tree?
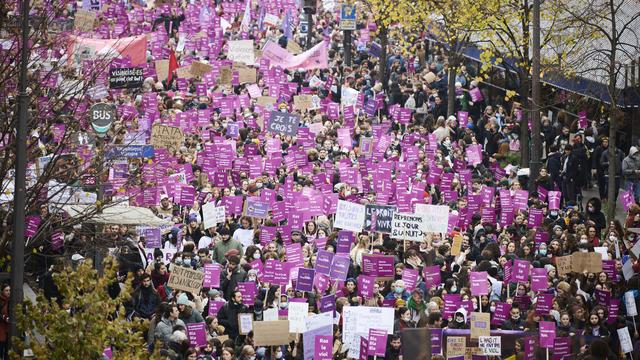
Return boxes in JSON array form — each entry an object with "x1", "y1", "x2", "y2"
[{"x1": 12, "y1": 258, "x2": 156, "y2": 359}]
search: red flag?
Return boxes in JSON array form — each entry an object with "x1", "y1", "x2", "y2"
[{"x1": 167, "y1": 50, "x2": 178, "y2": 84}]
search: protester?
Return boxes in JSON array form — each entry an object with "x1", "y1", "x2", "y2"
[{"x1": 9, "y1": 0, "x2": 640, "y2": 358}]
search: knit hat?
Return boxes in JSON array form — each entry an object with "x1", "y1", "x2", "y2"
[
  {"x1": 176, "y1": 293, "x2": 190, "y2": 306},
  {"x1": 544, "y1": 264, "x2": 556, "y2": 274}
]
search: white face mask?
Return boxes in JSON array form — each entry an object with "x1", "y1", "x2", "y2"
[
  {"x1": 490, "y1": 306, "x2": 496, "y2": 312},
  {"x1": 276, "y1": 351, "x2": 283, "y2": 358},
  {"x1": 253, "y1": 252, "x2": 261, "y2": 259}
]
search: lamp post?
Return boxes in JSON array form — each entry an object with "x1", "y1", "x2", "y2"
[
  {"x1": 9, "y1": 0, "x2": 31, "y2": 353},
  {"x1": 529, "y1": 0, "x2": 542, "y2": 192}
]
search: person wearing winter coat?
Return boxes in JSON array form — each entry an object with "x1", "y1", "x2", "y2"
[
  {"x1": 447, "y1": 308, "x2": 469, "y2": 329},
  {"x1": 130, "y1": 274, "x2": 161, "y2": 320},
  {"x1": 216, "y1": 290, "x2": 248, "y2": 339},
  {"x1": 154, "y1": 305, "x2": 186, "y2": 347},
  {"x1": 622, "y1": 146, "x2": 640, "y2": 201},
  {"x1": 176, "y1": 293, "x2": 205, "y2": 325},
  {"x1": 501, "y1": 306, "x2": 526, "y2": 331}
]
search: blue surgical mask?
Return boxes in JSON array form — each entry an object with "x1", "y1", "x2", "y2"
[
  {"x1": 539, "y1": 249, "x2": 547, "y2": 256},
  {"x1": 395, "y1": 287, "x2": 404, "y2": 294}
]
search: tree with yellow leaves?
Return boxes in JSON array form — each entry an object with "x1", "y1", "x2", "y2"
[
  {"x1": 476, "y1": 0, "x2": 583, "y2": 165},
  {"x1": 404, "y1": 0, "x2": 500, "y2": 117},
  {"x1": 11, "y1": 258, "x2": 158, "y2": 359}
]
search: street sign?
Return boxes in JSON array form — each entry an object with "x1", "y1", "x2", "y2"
[
  {"x1": 90, "y1": 103, "x2": 116, "y2": 136},
  {"x1": 340, "y1": 4, "x2": 357, "y2": 30}
]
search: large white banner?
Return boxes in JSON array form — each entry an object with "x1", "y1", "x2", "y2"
[{"x1": 415, "y1": 204, "x2": 450, "y2": 233}]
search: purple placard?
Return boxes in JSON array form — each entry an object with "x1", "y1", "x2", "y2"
[
  {"x1": 430, "y1": 328, "x2": 443, "y2": 354},
  {"x1": 358, "y1": 275, "x2": 376, "y2": 298},
  {"x1": 524, "y1": 336, "x2": 537, "y2": 360},
  {"x1": 530, "y1": 268, "x2": 548, "y2": 292},
  {"x1": 595, "y1": 288, "x2": 611, "y2": 306},
  {"x1": 535, "y1": 293, "x2": 554, "y2": 315},
  {"x1": 368, "y1": 328, "x2": 388, "y2": 356},
  {"x1": 423, "y1": 265, "x2": 441, "y2": 289},
  {"x1": 186, "y1": 322, "x2": 207, "y2": 347},
  {"x1": 329, "y1": 256, "x2": 350, "y2": 281},
  {"x1": 539, "y1": 321, "x2": 556, "y2": 348},
  {"x1": 296, "y1": 268, "x2": 315, "y2": 292},
  {"x1": 553, "y1": 337, "x2": 571, "y2": 357},
  {"x1": 402, "y1": 269, "x2": 419, "y2": 291},
  {"x1": 237, "y1": 282, "x2": 257, "y2": 304},
  {"x1": 315, "y1": 335, "x2": 333, "y2": 360},
  {"x1": 512, "y1": 259, "x2": 530, "y2": 282},
  {"x1": 51, "y1": 231, "x2": 63, "y2": 250},
  {"x1": 25, "y1": 216, "x2": 41, "y2": 238},
  {"x1": 607, "y1": 299, "x2": 620, "y2": 324},
  {"x1": 208, "y1": 300, "x2": 225, "y2": 317},
  {"x1": 245, "y1": 198, "x2": 270, "y2": 218},
  {"x1": 548, "y1": 191, "x2": 561, "y2": 210},
  {"x1": 144, "y1": 228, "x2": 162, "y2": 248},
  {"x1": 491, "y1": 302, "x2": 511, "y2": 325},
  {"x1": 358, "y1": 337, "x2": 369, "y2": 360},
  {"x1": 315, "y1": 250, "x2": 334, "y2": 276},
  {"x1": 203, "y1": 263, "x2": 221, "y2": 288},
  {"x1": 470, "y1": 271, "x2": 488, "y2": 296},
  {"x1": 336, "y1": 230, "x2": 353, "y2": 254},
  {"x1": 319, "y1": 294, "x2": 335, "y2": 314}
]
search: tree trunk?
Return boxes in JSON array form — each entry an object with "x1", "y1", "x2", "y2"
[
  {"x1": 447, "y1": 62, "x2": 458, "y2": 117},
  {"x1": 379, "y1": 25, "x2": 389, "y2": 91},
  {"x1": 519, "y1": 73, "x2": 530, "y2": 167}
]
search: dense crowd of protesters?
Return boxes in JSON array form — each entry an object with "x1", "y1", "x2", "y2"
[{"x1": 4, "y1": 0, "x2": 640, "y2": 359}]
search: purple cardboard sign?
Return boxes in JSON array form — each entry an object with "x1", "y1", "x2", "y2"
[
  {"x1": 237, "y1": 282, "x2": 257, "y2": 304},
  {"x1": 430, "y1": 328, "x2": 443, "y2": 354},
  {"x1": 203, "y1": 263, "x2": 221, "y2": 288},
  {"x1": 595, "y1": 289, "x2": 611, "y2": 307},
  {"x1": 336, "y1": 230, "x2": 353, "y2": 254},
  {"x1": 186, "y1": 322, "x2": 207, "y2": 347},
  {"x1": 607, "y1": 299, "x2": 620, "y2": 324},
  {"x1": 539, "y1": 321, "x2": 556, "y2": 348},
  {"x1": 402, "y1": 269, "x2": 419, "y2": 291},
  {"x1": 314, "y1": 273, "x2": 331, "y2": 293},
  {"x1": 535, "y1": 293, "x2": 554, "y2": 315},
  {"x1": 315, "y1": 250, "x2": 334, "y2": 276},
  {"x1": 553, "y1": 337, "x2": 571, "y2": 357},
  {"x1": 314, "y1": 335, "x2": 333, "y2": 360},
  {"x1": 296, "y1": 268, "x2": 315, "y2": 292},
  {"x1": 25, "y1": 216, "x2": 41, "y2": 238},
  {"x1": 548, "y1": 191, "x2": 561, "y2": 210},
  {"x1": 513, "y1": 259, "x2": 530, "y2": 282},
  {"x1": 491, "y1": 302, "x2": 511, "y2": 325},
  {"x1": 329, "y1": 256, "x2": 350, "y2": 281},
  {"x1": 368, "y1": 328, "x2": 388, "y2": 356},
  {"x1": 423, "y1": 265, "x2": 441, "y2": 289},
  {"x1": 245, "y1": 198, "x2": 270, "y2": 218},
  {"x1": 524, "y1": 336, "x2": 537, "y2": 360},
  {"x1": 208, "y1": 300, "x2": 225, "y2": 317},
  {"x1": 362, "y1": 254, "x2": 395, "y2": 278},
  {"x1": 470, "y1": 271, "x2": 488, "y2": 296},
  {"x1": 144, "y1": 228, "x2": 162, "y2": 248},
  {"x1": 531, "y1": 268, "x2": 548, "y2": 292},
  {"x1": 358, "y1": 275, "x2": 376, "y2": 298},
  {"x1": 443, "y1": 294, "x2": 462, "y2": 318},
  {"x1": 319, "y1": 294, "x2": 335, "y2": 314},
  {"x1": 359, "y1": 337, "x2": 369, "y2": 360}
]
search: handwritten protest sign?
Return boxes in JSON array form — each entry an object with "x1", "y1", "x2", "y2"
[
  {"x1": 415, "y1": 204, "x2": 449, "y2": 233},
  {"x1": 155, "y1": 60, "x2": 169, "y2": 82},
  {"x1": 150, "y1": 124, "x2": 184, "y2": 154},
  {"x1": 238, "y1": 68, "x2": 257, "y2": 84},
  {"x1": 253, "y1": 320, "x2": 290, "y2": 346},
  {"x1": 267, "y1": 111, "x2": 300, "y2": 136},
  {"x1": 288, "y1": 301, "x2": 309, "y2": 333},
  {"x1": 391, "y1": 213, "x2": 426, "y2": 241},
  {"x1": 555, "y1": 255, "x2": 572, "y2": 275},
  {"x1": 202, "y1": 202, "x2": 225, "y2": 229},
  {"x1": 189, "y1": 61, "x2": 212, "y2": 77},
  {"x1": 479, "y1": 336, "x2": 501, "y2": 356},
  {"x1": 470, "y1": 312, "x2": 490, "y2": 339},
  {"x1": 238, "y1": 313, "x2": 253, "y2": 335},
  {"x1": 364, "y1": 204, "x2": 395, "y2": 233},
  {"x1": 167, "y1": 266, "x2": 205, "y2": 294},
  {"x1": 74, "y1": 9, "x2": 96, "y2": 32},
  {"x1": 334, "y1": 200, "x2": 365, "y2": 232},
  {"x1": 342, "y1": 307, "x2": 394, "y2": 359},
  {"x1": 571, "y1": 252, "x2": 602, "y2": 273},
  {"x1": 447, "y1": 336, "x2": 466, "y2": 358},
  {"x1": 294, "y1": 95, "x2": 314, "y2": 111},
  {"x1": 228, "y1": 40, "x2": 255, "y2": 65}
]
